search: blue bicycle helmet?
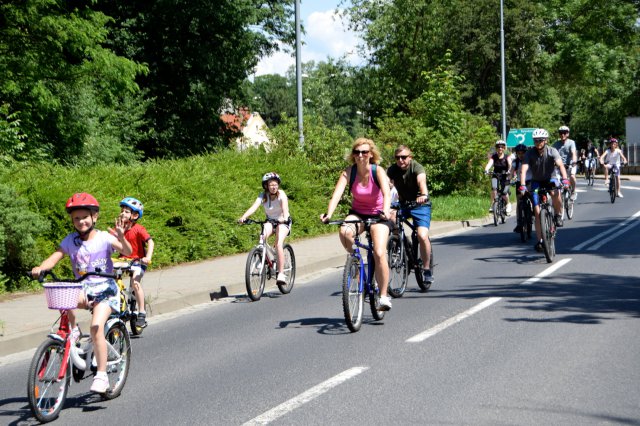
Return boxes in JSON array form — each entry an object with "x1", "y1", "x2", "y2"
[{"x1": 120, "y1": 197, "x2": 144, "y2": 218}]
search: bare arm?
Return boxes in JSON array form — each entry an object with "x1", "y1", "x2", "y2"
[
  {"x1": 555, "y1": 159, "x2": 568, "y2": 180},
  {"x1": 142, "y1": 238, "x2": 154, "y2": 264},
  {"x1": 239, "y1": 196, "x2": 262, "y2": 222},
  {"x1": 31, "y1": 249, "x2": 65, "y2": 277},
  {"x1": 279, "y1": 190, "x2": 290, "y2": 222},
  {"x1": 321, "y1": 168, "x2": 349, "y2": 221},
  {"x1": 377, "y1": 166, "x2": 391, "y2": 218}
]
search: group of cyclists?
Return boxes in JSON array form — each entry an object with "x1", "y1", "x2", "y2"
[{"x1": 484, "y1": 126, "x2": 629, "y2": 252}]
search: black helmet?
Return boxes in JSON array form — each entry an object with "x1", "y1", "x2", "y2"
[{"x1": 514, "y1": 143, "x2": 527, "y2": 153}]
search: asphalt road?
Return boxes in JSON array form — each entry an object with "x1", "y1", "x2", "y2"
[{"x1": 1, "y1": 179, "x2": 639, "y2": 425}]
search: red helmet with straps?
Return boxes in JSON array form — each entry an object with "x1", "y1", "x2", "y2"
[{"x1": 65, "y1": 193, "x2": 100, "y2": 213}]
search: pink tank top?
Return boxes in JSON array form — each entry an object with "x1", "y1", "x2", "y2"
[{"x1": 351, "y1": 168, "x2": 383, "y2": 215}]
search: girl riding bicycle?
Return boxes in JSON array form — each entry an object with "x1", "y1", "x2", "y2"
[
  {"x1": 484, "y1": 139, "x2": 512, "y2": 215},
  {"x1": 600, "y1": 138, "x2": 628, "y2": 198},
  {"x1": 238, "y1": 172, "x2": 291, "y2": 284},
  {"x1": 31, "y1": 193, "x2": 132, "y2": 394}
]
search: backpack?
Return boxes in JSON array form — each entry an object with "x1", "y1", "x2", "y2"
[{"x1": 349, "y1": 164, "x2": 380, "y2": 193}]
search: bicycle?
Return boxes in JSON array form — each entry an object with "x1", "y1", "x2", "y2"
[
  {"x1": 112, "y1": 260, "x2": 146, "y2": 336},
  {"x1": 584, "y1": 156, "x2": 596, "y2": 186},
  {"x1": 241, "y1": 219, "x2": 296, "y2": 301},
  {"x1": 515, "y1": 187, "x2": 534, "y2": 242},
  {"x1": 27, "y1": 270, "x2": 131, "y2": 423},
  {"x1": 560, "y1": 184, "x2": 574, "y2": 221},
  {"x1": 534, "y1": 186, "x2": 557, "y2": 263},
  {"x1": 606, "y1": 164, "x2": 622, "y2": 204},
  {"x1": 387, "y1": 201, "x2": 434, "y2": 297},
  {"x1": 490, "y1": 172, "x2": 510, "y2": 226},
  {"x1": 327, "y1": 218, "x2": 387, "y2": 332}
]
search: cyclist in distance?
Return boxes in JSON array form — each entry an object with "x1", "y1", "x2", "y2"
[
  {"x1": 583, "y1": 140, "x2": 600, "y2": 175},
  {"x1": 31, "y1": 193, "x2": 132, "y2": 394},
  {"x1": 239, "y1": 172, "x2": 292, "y2": 284},
  {"x1": 519, "y1": 129, "x2": 570, "y2": 252},
  {"x1": 386, "y1": 144, "x2": 434, "y2": 284},
  {"x1": 600, "y1": 138, "x2": 628, "y2": 198},
  {"x1": 553, "y1": 125, "x2": 578, "y2": 200},
  {"x1": 320, "y1": 137, "x2": 393, "y2": 310},
  {"x1": 510, "y1": 143, "x2": 531, "y2": 234},
  {"x1": 483, "y1": 140, "x2": 512, "y2": 215},
  {"x1": 116, "y1": 197, "x2": 154, "y2": 329}
]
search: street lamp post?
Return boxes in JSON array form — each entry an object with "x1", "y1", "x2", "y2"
[
  {"x1": 295, "y1": 0, "x2": 304, "y2": 147},
  {"x1": 500, "y1": 0, "x2": 507, "y2": 141}
]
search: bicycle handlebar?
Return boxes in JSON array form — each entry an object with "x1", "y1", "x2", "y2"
[{"x1": 31, "y1": 269, "x2": 117, "y2": 283}]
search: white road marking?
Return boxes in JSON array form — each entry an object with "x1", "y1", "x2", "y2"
[
  {"x1": 406, "y1": 258, "x2": 573, "y2": 343},
  {"x1": 572, "y1": 210, "x2": 640, "y2": 251},
  {"x1": 243, "y1": 366, "x2": 369, "y2": 425}
]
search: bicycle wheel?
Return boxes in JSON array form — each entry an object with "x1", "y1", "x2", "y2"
[
  {"x1": 540, "y1": 207, "x2": 555, "y2": 263},
  {"x1": 342, "y1": 255, "x2": 364, "y2": 332},
  {"x1": 499, "y1": 198, "x2": 507, "y2": 224},
  {"x1": 518, "y1": 201, "x2": 527, "y2": 242},
  {"x1": 492, "y1": 201, "x2": 499, "y2": 226},
  {"x1": 277, "y1": 244, "x2": 296, "y2": 294},
  {"x1": 415, "y1": 240, "x2": 433, "y2": 292},
  {"x1": 245, "y1": 247, "x2": 266, "y2": 301},
  {"x1": 610, "y1": 177, "x2": 617, "y2": 204},
  {"x1": 103, "y1": 322, "x2": 131, "y2": 400},
  {"x1": 387, "y1": 235, "x2": 408, "y2": 298},
  {"x1": 27, "y1": 338, "x2": 69, "y2": 423},
  {"x1": 564, "y1": 191, "x2": 575, "y2": 220},
  {"x1": 369, "y1": 258, "x2": 386, "y2": 321},
  {"x1": 524, "y1": 201, "x2": 533, "y2": 241},
  {"x1": 127, "y1": 293, "x2": 144, "y2": 337}
]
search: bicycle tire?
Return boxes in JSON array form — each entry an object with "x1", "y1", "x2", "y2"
[
  {"x1": 342, "y1": 255, "x2": 364, "y2": 332},
  {"x1": 492, "y1": 201, "x2": 499, "y2": 226},
  {"x1": 499, "y1": 198, "x2": 506, "y2": 224},
  {"x1": 610, "y1": 177, "x2": 617, "y2": 204},
  {"x1": 518, "y1": 201, "x2": 527, "y2": 242},
  {"x1": 103, "y1": 322, "x2": 131, "y2": 400},
  {"x1": 27, "y1": 338, "x2": 69, "y2": 423},
  {"x1": 540, "y1": 207, "x2": 555, "y2": 263},
  {"x1": 127, "y1": 295, "x2": 144, "y2": 337},
  {"x1": 277, "y1": 244, "x2": 296, "y2": 294},
  {"x1": 245, "y1": 247, "x2": 266, "y2": 301},
  {"x1": 369, "y1": 258, "x2": 386, "y2": 321},
  {"x1": 566, "y1": 194, "x2": 574, "y2": 220},
  {"x1": 525, "y1": 200, "x2": 533, "y2": 241},
  {"x1": 387, "y1": 235, "x2": 408, "y2": 298}
]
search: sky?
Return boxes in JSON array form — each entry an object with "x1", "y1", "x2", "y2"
[{"x1": 254, "y1": 0, "x2": 365, "y2": 76}]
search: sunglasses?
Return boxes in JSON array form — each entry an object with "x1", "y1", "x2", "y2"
[
  {"x1": 559, "y1": 131, "x2": 569, "y2": 135},
  {"x1": 395, "y1": 155, "x2": 409, "y2": 160},
  {"x1": 533, "y1": 138, "x2": 546, "y2": 143},
  {"x1": 352, "y1": 149, "x2": 370, "y2": 155}
]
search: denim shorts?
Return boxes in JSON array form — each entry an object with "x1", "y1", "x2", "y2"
[
  {"x1": 85, "y1": 278, "x2": 120, "y2": 313},
  {"x1": 401, "y1": 203, "x2": 432, "y2": 229},
  {"x1": 530, "y1": 179, "x2": 560, "y2": 207}
]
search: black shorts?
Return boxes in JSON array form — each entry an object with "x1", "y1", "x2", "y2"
[{"x1": 348, "y1": 210, "x2": 394, "y2": 232}]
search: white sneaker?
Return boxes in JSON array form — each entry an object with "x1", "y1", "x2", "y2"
[
  {"x1": 570, "y1": 191, "x2": 578, "y2": 200},
  {"x1": 69, "y1": 327, "x2": 80, "y2": 346},
  {"x1": 506, "y1": 203, "x2": 512, "y2": 215},
  {"x1": 378, "y1": 296, "x2": 392, "y2": 311},
  {"x1": 488, "y1": 205, "x2": 493, "y2": 212},
  {"x1": 604, "y1": 179, "x2": 609, "y2": 185},
  {"x1": 276, "y1": 272, "x2": 287, "y2": 283},
  {"x1": 90, "y1": 373, "x2": 109, "y2": 394},
  {"x1": 617, "y1": 192, "x2": 623, "y2": 198}
]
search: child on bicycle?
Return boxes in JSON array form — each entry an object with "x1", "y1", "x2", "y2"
[
  {"x1": 510, "y1": 143, "x2": 531, "y2": 233},
  {"x1": 31, "y1": 193, "x2": 132, "y2": 394},
  {"x1": 238, "y1": 172, "x2": 291, "y2": 284},
  {"x1": 600, "y1": 138, "x2": 628, "y2": 198},
  {"x1": 117, "y1": 197, "x2": 154, "y2": 328}
]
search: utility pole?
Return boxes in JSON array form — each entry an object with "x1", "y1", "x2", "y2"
[{"x1": 500, "y1": 0, "x2": 507, "y2": 141}]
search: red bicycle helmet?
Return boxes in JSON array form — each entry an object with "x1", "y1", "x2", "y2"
[{"x1": 65, "y1": 193, "x2": 100, "y2": 213}]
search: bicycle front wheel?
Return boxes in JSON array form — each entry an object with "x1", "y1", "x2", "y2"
[
  {"x1": 610, "y1": 178, "x2": 617, "y2": 203},
  {"x1": 540, "y1": 207, "x2": 555, "y2": 263},
  {"x1": 387, "y1": 235, "x2": 408, "y2": 298},
  {"x1": 367, "y1": 257, "x2": 386, "y2": 321},
  {"x1": 245, "y1": 247, "x2": 266, "y2": 301},
  {"x1": 566, "y1": 194, "x2": 574, "y2": 220},
  {"x1": 342, "y1": 256, "x2": 364, "y2": 332},
  {"x1": 277, "y1": 244, "x2": 296, "y2": 294},
  {"x1": 104, "y1": 322, "x2": 131, "y2": 400},
  {"x1": 27, "y1": 338, "x2": 69, "y2": 423},
  {"x1": 492, "y1": 201, "x2": 499, "y2": 226}
]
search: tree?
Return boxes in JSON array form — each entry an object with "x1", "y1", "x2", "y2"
[
  {"x1": 0, "y1": 0, "x2": 148, "y2": 164},
  {"x1": 242, "y1": 74, "x2": 296, "y2": 127},
  {"x1": 100, "y1": 0, "x2": 296, "y2": 158}
]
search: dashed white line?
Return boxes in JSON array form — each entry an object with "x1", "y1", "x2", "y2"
[
  {"x1": 406, "y1": 258, "x2": 573, "y2": 343},
  {"x1": 243, "y1": 366, "x2": 369, "y2": 425}
]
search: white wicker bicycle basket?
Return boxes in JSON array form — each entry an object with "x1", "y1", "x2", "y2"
[{"x1": 43, "y1": 283, "x2": 83, "y2": 310}]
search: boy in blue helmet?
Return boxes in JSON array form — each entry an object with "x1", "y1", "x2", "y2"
[{"x1": 118, "y1": 197, "x2": 155, "y2": 328}]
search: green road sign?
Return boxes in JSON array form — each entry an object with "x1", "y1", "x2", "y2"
[{"x1": 507, "y1": 128, "x2": 536, "y2": 147}]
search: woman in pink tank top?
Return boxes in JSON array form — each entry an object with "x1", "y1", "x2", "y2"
[{"x1": 320, "y1": 138, "x2": 394, "y2": 311}]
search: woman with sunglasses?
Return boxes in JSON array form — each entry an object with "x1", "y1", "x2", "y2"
[{"x1": 320, "y1": 138, "x2": 393, "y2": 310}]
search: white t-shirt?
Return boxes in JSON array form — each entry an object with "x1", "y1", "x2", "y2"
[
  {"x1": 258, "y1": 191, "x2": 286, "y2": 220},
  {"x1": 603, "y1": 149, "x2": 623, "y2": 166}
]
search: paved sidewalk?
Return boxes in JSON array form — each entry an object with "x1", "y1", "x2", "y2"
[{"x1": 0, "y1": 219, "x2": 488, "y2": 358}]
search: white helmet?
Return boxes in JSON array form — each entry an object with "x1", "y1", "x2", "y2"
[
  {"x1": 559, "y1": 125, "x2": 570, "y2": 133},
  {"x1": 495, "y1": 139, "x2": 506, "y2": 147},
  {"x1": 532, "y1": 128, "x2": 549, "y2": 139}
]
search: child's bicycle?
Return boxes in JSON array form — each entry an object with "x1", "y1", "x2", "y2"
[
  {"x1": 490, "y1": 171, "x2": 510, "y2": 226},
  {"x1": 113, "y1": 260, "x2": 146, "y2": 336},
  {"x1": 327, "y1": 218, "x2": 387, "y2": 332},
  {"x1": 387, "y1": 201, "x2": 435, "y2": 297},
  {"x1": 26, "y1": 270, "x2": 131, "y2": 423},
  {"x1": 241, "y1": 219, "x2": 296, "y2": 301},
  {"x1": 605, "y1": 163, "x2": 625, "y2": 204}
]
